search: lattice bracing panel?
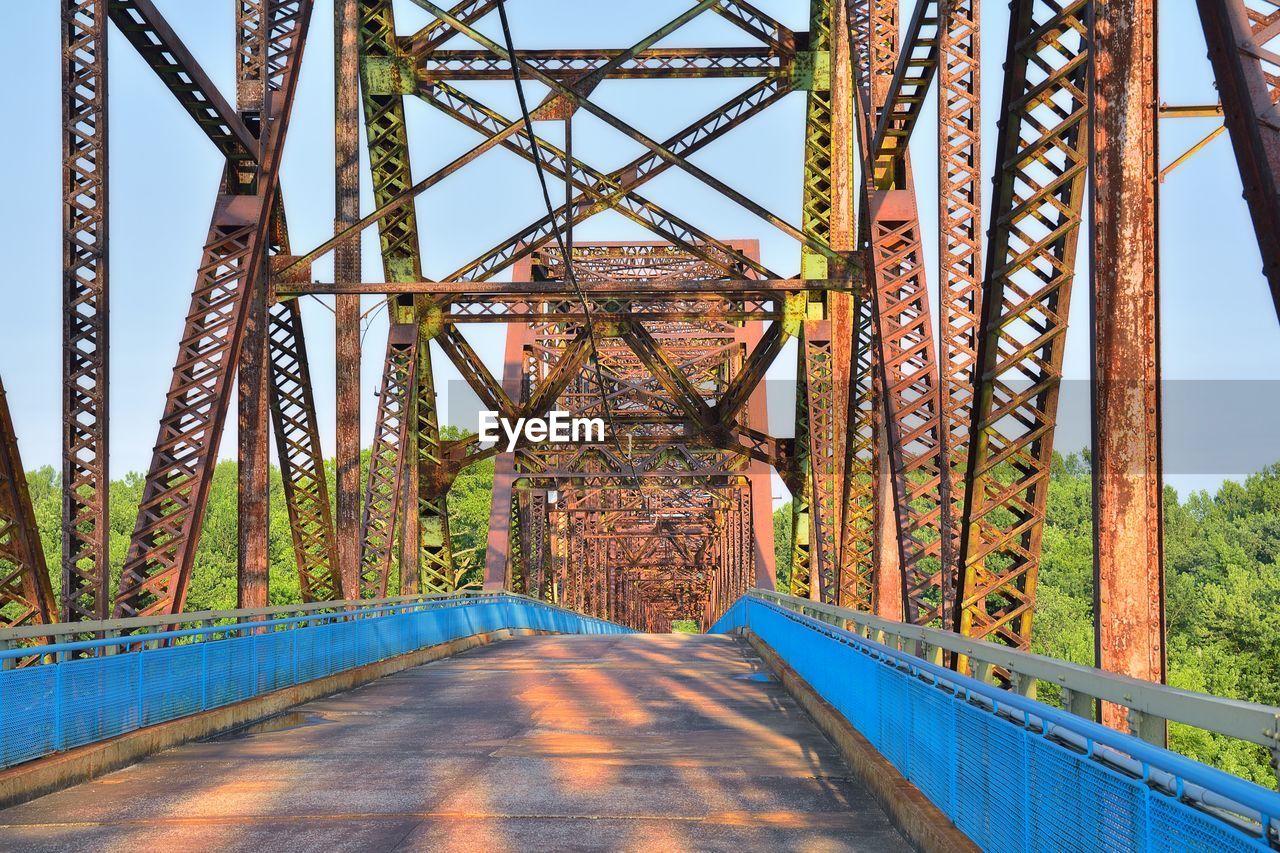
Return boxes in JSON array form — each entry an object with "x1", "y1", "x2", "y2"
[
  {"x1": 956, "y1": 0, "x2": 1089, "y2": 648},
  {"x1": 61, "y1": 0, "x2": 110, "y2": 623}
]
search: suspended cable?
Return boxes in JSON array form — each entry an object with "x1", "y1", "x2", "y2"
[{"x1": 494, "y1": 0, "x2": 638, "y2": 483}]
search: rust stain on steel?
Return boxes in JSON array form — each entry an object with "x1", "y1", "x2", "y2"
[
  {"x1": 334, "y1": 0, "x2": 363, "y2": 601},
  {"x1": 61, "y1": 0, "x2": 111, "y2": 623},
  {"x1": 1091, "y1": 0, "x2": 1165, "y2": 734}
]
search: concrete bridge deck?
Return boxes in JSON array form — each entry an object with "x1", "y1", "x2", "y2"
[{"x1": 0, "y1": 634, "x2": 907, "y2": 852}]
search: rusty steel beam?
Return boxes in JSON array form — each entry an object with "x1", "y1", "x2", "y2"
[
  {"x1": 61, "y1": 0, "x2": 111, "y2": 623},
  {"x1": 418, "y1": 47, "x2": 788, "y2": 81},
  {"x1": 854, "y1": 0, "x2": 955, "y2": 627},
  {"x1": 1091, "y1": 0, "x2": 1166, "y2": 736},
  {"x1": 236, "y1": 0, "x2": 271, "y2": 611},
  {"x1": 267, "y1": 299, "x2": 341, "y2": 602},
  {"x1": 358, "y1": 327, "x2": 418, "y2": 598},
  {"x1": 114, "y1": 0, "x2": 313, "y2": 618},
  {"x1": 335, "y1": 0, "x2": 362, "y2": 600},
  {"x1": 938, "y1": 0, "x2": 982, "y2": 582},
  {"x1": 277, "y1": 278, "x2": 821, "y2": 297},
  {"x1": 413, "y1": 327, "x2": 456, "y2": 593},
  {"x1": 955, "y1": 0, "x2": 1090, "y2": 651},
  {"x1": 1196, "y1": 0, "x2": 1280, "y2": 321},
  {"x1": 0, "y1": 378, "x2": 58, "y2": 631},
  {"x1": 413, "y1": 0, "x2": 844, "y2": 266},
  {"x1": 108, "y1": 0, "x2": 257, "y2": 166}
]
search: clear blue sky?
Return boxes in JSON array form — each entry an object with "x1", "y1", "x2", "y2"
[{"x1": 1, "y1": 1, "x2": 1277, "y2": 498}]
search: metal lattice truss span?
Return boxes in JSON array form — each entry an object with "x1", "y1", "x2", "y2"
[
  {"x1": 482, "y1": 247, "x2": 778, "y2": 630},
  {"x1": 0, "y1": 0, "x2": 1263, "y2": 709}
]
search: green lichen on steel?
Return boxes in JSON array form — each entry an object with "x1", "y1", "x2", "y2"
[
  {"x1": 791, "y1": 51, "x2": 830, "y2": 91},
  {"x1": 361, "y1": 54, "x2": 417, "y2": 95},
  {"x1": 801, "y1": 248, "x2": 829, "y2": 280}
]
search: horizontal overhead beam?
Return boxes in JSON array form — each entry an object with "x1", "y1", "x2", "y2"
[
  {"x1": 417, "y1": 47, "x2": 790, "y2": 81},
  {"x1": 275, "y1": 278, "x2": 833, "y2": 297}
]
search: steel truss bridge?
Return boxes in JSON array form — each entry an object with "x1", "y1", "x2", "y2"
[{"x1": 1, "y1": 0, "x2": 1280, "y2": 849}]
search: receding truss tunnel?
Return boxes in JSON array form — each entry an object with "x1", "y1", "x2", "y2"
[{"x1": 2, "y1": 0, "x2": 1280, "y2": 850}]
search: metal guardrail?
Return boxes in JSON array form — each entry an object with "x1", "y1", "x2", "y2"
[
  {"x1": 748, "y1": 589, "x2": 1280, "y2": 787},
  {"x1": 0, "y1": 590, "x2": 507, "y2": 645},
  {"x1": 0, "y1": 593, "x2": 631, "y2": 769},
  {"x1": 713, "y1": 592, "x2": 1280, "y2": 851}
]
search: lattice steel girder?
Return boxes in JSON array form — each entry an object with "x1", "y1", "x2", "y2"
[
  {"x1": 863, "y1": 192, "x2": 955, "y2": 625},
  {"x1": 236, "y1": 0, "x2": 272, "y2": 611},
  {"x1": 114, "y1": 0, "x2": 314, "y2": 619},
  {"x1": 837, "y1": 295, "x2": 876, "y2": 610},
  {"x1": 803, "y1": 321, "x2": 841, "y2": 602},
  {"x1": 955, "y1": 0, "x2": 1089, "y2": 650},
  {"x1": 937, "y1": 0, "x2": 982, "y2": 579},
  {"x1": 1197, "y1": 0, "x2": 1280, "y2": 321},
  {"x1": 358, "y1": 327, "x2": 418, "y2": 598},
  {"x1": 108, "y1": 0, "x2": 257, "y2": 165},
  {"x1": 282, "y1": 75, "x2": 791, "y2": 284},
  {"x1": 418, "y1": 47, "x2": 791, "y2": 81},
  {"x1": 278, "y1": 278, "x2": 827, "y2": 298},
  {"x1": 268, "y1": 298, "x2": 341, "y2": 603},
  {"x1": 0, "y1": 378, "x2": 57, "y2": 630},
  {"x1": 359, "y1": 0, "x2": 423, "y2": 284},
  {"x1": 413, "y1": 326, "x2": 457, "y2": 593},
  {"x1": 869, "y1": 0, "x2": 941, "y2": 176},
  {"x1": 61, "y1": 0, "x2": 111, "y2": 623},
  {"x1": 412, "y1": 0, "x2": 847, "y2": 267},
  {"x1": 423, "y1": 78, "x2": 786, "y2": 283}
]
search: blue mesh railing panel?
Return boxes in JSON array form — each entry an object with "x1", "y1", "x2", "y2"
[
  {"x1": 0, "y1": 666, "x2": 55, "y2": 766},
  {"x1": 141, "y1": 645, "x2": 203, "y2": 727},
  {"x1": 0, "y1": 597, "x2": 629, "y2": 770},
  {"x1": 59, "y1": 654, "x2": 139, "y2": 750},
  {"x1": 709, "y1": 595, "x2": 1280, "y2": 852}
]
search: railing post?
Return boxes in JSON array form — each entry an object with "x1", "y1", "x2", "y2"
[
  {"x1": 199, "y1": 637, "x2": 208, "y2": 711},
  {"x1": 1127, "y1": 708, "x2": 1167, "y2": 747},
  {"x1": 53, "y1": 656, "x2": 64, "y2": 751},
  {"x1": 136, "y1": 648, "x2": 145, "y2": 728},
  {"x1": 1061, "y1": 687, "x2": 1093, "y2": 720}
]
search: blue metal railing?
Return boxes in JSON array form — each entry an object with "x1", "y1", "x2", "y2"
[
  {"x1": 710, "y1": 593, "x2": 1280, "y2": 852},
  {"x1": 0, "y1": 594, "x2": 630, "y2": 770}
]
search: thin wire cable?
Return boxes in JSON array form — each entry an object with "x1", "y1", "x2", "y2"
[{"x1": 495, "y1": 0, "x2": 637, "y2": 484}]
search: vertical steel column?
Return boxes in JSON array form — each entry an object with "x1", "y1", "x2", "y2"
[
  {"x1": 61, "y1": 0, "x2": 110, "y2": 622},
  {"x1": 358, "y1": 0, "x2": 449, "y2": 594},
  {"x1": 334, "y1": 0, "x2": 363, "y2": 599},
  {"x1": 794, "y1": 0, "x2": 848, "y2": 603},
  {"x1": 484, "y1": 318, "x2": 533, "y2": 590},
  {"x1": 860, "y1": 0, "x2": 955, "y2": 626},
  {"x1": 737, "y1": 323, "x2": 778, "y2": 589},
  {"x1": 237, "y1": 0, "x2": 273, "y2": 609},
  {"x1": 1091, "y1": 0, "x2": 1165, "y2": 735},
  {"x1": 938, "y1": 0, "x2": 982, "y2": 564},
  {"x1": 399, "y1": 433, "x2": 420, "y2": 594}
]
